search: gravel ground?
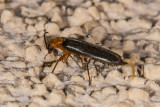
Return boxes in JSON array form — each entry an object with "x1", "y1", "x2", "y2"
[{"x1": 0, "y1": 0, "x2": 160, "y2": 107}]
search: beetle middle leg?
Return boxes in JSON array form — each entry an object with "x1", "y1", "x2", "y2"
[{"x1": 84, "y1": 58, "x2": 91, "y2": 85}]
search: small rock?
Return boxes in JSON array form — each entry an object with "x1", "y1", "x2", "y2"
[
  {"x1": 27, "y1": 25, "x2": 37, "y2": 36},
  {"x1": 146, "y1": 80, "x2": 160, "y2": 91},
  {"x1": 66, "y1": 94, "x2": 76, "y2": 106},
  {"x1": 25, "y1": 45, "x2": 42, "y2": 64},
  {"x1": 128, "y1": 88, "x2": 149, "y2": 104},
  {"x1": 117, "y1": 0, "x2": 134, "y2": 7},
  {"x1": 0, "y1": 92, "x2": 14, "y2": 103},
  {"x1": 61, "y1": 27, "x2": 84, "y2": 37},
  {"x1": 25, "y1": 18, "x2": 37, "y2": 25},
  {"x1": 32, "y1": 96, "x2": 48, "y2": 106},
  {"x1": 67, "y1": 85, "x2": 85, "y2": 94},
  {"x1": 45, "y1": 89, "x2": 66, "y2": 105},
  {"x1": 144, "y1": 64, "x2": 160, "y2": 80},
  {"x1": 105, "y1": 70, "x2": 127, "y2": 85},
  {"x1": 0, "y1": 72, "x2": 16, "y2": 83},
  {"x1": 118, "y1": 89, "x2": 128, "y2": 102},
  {"x1": 31, "y1": 84, "x2": 47, "y2": 96},
  {"x1": 41, "y1": 1, "x2": 56, "y2": 13},
  {"x1": 35, "y1": 20, "x2": 46, "y2": 31},
  {"x1": 70, "y1": 75, "x2": 86, "y2": 86},
  {"x1": 123, "y1": 40, "x2": 135, "y2": 51},
  {"x1": 42, "y1": 73, "x2": 62, "y2": 88},
  {"x1": 91, "y1": 26, "x2": 106, "y2": 43},
  {"x1": 68, "y1": 7, "x2": 93, "y2": 26},
  {"x1": 1, "y1": 61, "x2": 26, "y2": 69},
  {"x1": 87, "y1": 6, "x2": 100, "y2": 20},
  {"x1": 45, "y1": 23, "x2": 60, "y2": 36},
  {"x1": 130, "y1": 77, "x2": 146, "y2": 88},
  {"x1": 1, "y1": 10, "x2": 13, "y2": 24},
  {"x1": 6, "y1": 102, "x2": 19, "y2": 107},
  {"x1": 102, "y1": 94, "x2": 118, "y2": 106},
  {"x1": 51, "y1": 12, "x2": 62, "y2": 23},
  {"x1": 102, "y1": 87, "x2": 117, "y2": 97}
]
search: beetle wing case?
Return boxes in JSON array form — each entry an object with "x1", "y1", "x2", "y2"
[{"x1": 62, "y1": 37, "x2": 127, "y2": 65}]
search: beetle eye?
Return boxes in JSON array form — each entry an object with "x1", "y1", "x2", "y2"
[{"x1": 48, "y1": 44, "x2": 53, "y2": 51}]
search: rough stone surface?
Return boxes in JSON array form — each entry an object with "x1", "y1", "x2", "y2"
[{"x1": 0, "y1": 0, "x2": 160, "y2": 106}]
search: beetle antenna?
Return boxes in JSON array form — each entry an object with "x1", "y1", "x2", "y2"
[
  {"x1": 43, "y1": 31, "x2": 49, "y2": 49},
  {"x1": 44, "y1": 31, "x2": 49, "y2": 59}
]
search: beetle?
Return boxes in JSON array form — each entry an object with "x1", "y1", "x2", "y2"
[{"x1": 43, "y1": 32, "x2": 135, "y2": 85}]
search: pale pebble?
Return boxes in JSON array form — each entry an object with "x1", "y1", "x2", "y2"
[
  {"x1": 30, "y1": 77, "x2": 41, "y2": 83},
  {"x1": 67, "y1": 85, "x2": 85, "y2": 94},
  {"x1": 83, "y1": 21, "x2": 100, "y2": 33},
  {"x1": 130, "y1": 53, "x2": 140, "y2": 64},
  {"x1": 0, "y1": 72, "x2": 16, "y2": 83},
  {"x1": 102, "y1": 87, "x2": 117, "y2": 97},
  {"x1": 68, "y1": 7, "x2": 93, "y2": 26},
  {"x1": 110, "y1": 18, "x2": 151, "y2": 33},
  {"x1": 3, "y1": 17, "x2": 26, "y2": 34},
  {"x1": 61, "y1": 27, "x2": 85, "y2": 37},
  {"x1": 66, "y1": 94, "x2": 76, "y2": 106},
  {"x1": 41, "y1": 1, "x2": 56, "y2": 13},
  {"x1": 102, "y1": 94, "x2": 118, "y2": 106},
  {"x1": 46, "y1": 89, "x2": 66, "y2": 105},
  {"x1": 100, "y1": 20, "x2": 112, "y2": 33},
  {"x1": 144, "y1": 44, "x2": 156, "y2": 56},
  {"x1": 25, "y1": 18, "x2": 37, "y2": 25},
  {"x1": 42, "y1": 73, "x2": 62, "y2": 88},
  {"x1": 27, "y1": 25, "x2": 37, "y2": 36},
  {"x1": 51, "y1": 12, "x2": 62, "y2": 23},
  {"x1": 81, "y1": 1, "x2": 92, "y2": 8},
  {"x1": 45, "y1": 23, "x2": 60, "y2": 36},
  {"x1": 35, "y1": 20, "x2": 46, "y2": 31},
  {"x1": 122, "y1": 65, "x2": 135, "y2": 78},
  {"x1": 144, "y1": 64, "x2": 160, "y2": 80},
  {"x1": 0, "y1": 64, "x2": 5, "y2": 72},
  {"x1": 0, "y1": 92, "x2": 14, "y2": 103},
  {"x1": 118, "y1": 89, "x2": 128, "y2": 102},
  {"x1": 110, "y1": 103, "x2": 131, "y2": 107},
  {"x1": 117, "y1": 0, "x2": 133, "y2": 7},
  {"x1": 21, "y1": 6, "x2": 41, "y2": 17},
  {"x1": 70, "y1": 75, "x2": 86, "y2": 86},
  {"x1": 128, "y1": 88, "x2": 149, "y2": 103},
  {"x1": 32, "y1": 96, "x2": 48, "y2": 106},
  {"x1": 31, "y1": 84, "x2": 47, "y2": 96},
  {"x1": 1, "y1": 10, "x2": 13, "y2": 24},
  {"x1": 104, "y1": 3, "x2": 125, "y2": 19},
  {"x1": 6, "y1": 102, "x2": 19, "y2": 107},
  {"x1": 0, "y1": 53, "x2": 4, "y2": 60},
  {"x1": 25, "y1": 45, "x2": 43, "y2": 64},
  {"x1": 68, "y1": 0, "x2": 84, "y2": 6},
  {"x1": 5, "y1": 56, "x2": 20, "y2": 61},
  {"x1": 146, "y1": 80, "x2": 160, "y2": 91},
  {"x1": 123, "y1": 40, "x2": 135, "y2": 51},
  {"x1": 87, "y1": 6, "x2": 100, "y2": 20},
  {"x1": 91, "y1": 91, "x2": 102, "y2": 99},
  {"x1": 1, "y1": 61, "x2": 26, "y2": 68},
  {"x1": 105, "y1": 70, "x2": 127, "y2": 85},
  {"x1": 29, "y1": 102, "x2": 40, "y2": 107},
  {"x1": 130, "y1": 77, "x2": 146, "y2": 88},
  {"x1": 91, "y1": 26, "x2": 106, "y2": 43},
  {"x1": 100, "y1": 12, "x2": 107, "y2": 20}
]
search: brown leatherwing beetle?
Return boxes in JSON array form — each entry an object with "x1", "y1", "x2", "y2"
[{"x1": 43, "y1": 32, "x2": 135, "y2": 85}]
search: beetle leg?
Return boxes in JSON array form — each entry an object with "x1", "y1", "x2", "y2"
[
  {"x1": 85, "y1": 58, "x2": 91, "y2": 85},
  {"x1": 93, "y1": 61, "x2": 100, "y2": 73},
  {"x1": 52, "y1": 53, "x2": 69, "y2": 73}
]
